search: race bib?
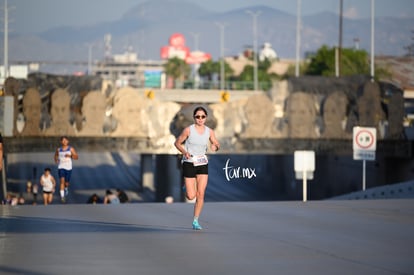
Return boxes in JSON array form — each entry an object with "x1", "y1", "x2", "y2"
[{"x1": 193, "y1": 155, "x2": 208, "y2": 166}]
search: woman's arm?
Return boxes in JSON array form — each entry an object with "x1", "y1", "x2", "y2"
[
  {"x1": 174, "y1": 127, "x2": 191, "y2": 159},
  {"x1": 209, "y1": 129, "x2": 220, "y2": 152}
]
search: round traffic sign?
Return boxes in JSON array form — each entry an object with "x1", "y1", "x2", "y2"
[{"x1": 355, "y1": 129, "x2": 375, "y2": 149}]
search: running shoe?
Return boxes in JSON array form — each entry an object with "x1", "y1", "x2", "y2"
[
  {"x1": 61, "y1": 197, "x2": 66, "y2": 203},
  {"x1": 64, "y1": 187, "x2": 69, "y2": 196},
  {"x1": 192, "y1": 220, "x2": 202, "y2": 230}
]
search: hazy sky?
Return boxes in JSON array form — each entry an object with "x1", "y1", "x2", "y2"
[{"x1": 7, "y1": 0, "x2": 414, "y2": 34}]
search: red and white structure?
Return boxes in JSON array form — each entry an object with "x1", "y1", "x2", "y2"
[{"x1": 160, "y1": 33, "x2": 211, "y2": 65}]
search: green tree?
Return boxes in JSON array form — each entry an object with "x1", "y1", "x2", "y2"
[
  {"x1": 163, "y1": 57, "x2": 191, "y2": 85},
  {"x1": 238, "y1": 58, "x2": 279, "y2": 89},
  {"x1": 198, "y1": 60, "x2": 218, "y2": 81},
  {"x1": 305, "y1": 45, "x2": 389, "y2": 79},
  {"x1": 223, "y1": 62, "x2": 234, "y2": 80},
  {"x1": 198, "y1": 60, "x2": 234, "y2": 87},
  {"x1": 258, "y1": 57, "x2": 272, "y2": 72},
  {"x1": 239, "y1": 65, "x2": 254, "y2": 82},
  {"x1": 306, "y1": 45, "x2": 336, "y2": 76}
]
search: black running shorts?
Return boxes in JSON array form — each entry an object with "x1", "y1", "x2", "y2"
[{"x1": 182, "y1": 162, "x2": 208, "y2": 178}]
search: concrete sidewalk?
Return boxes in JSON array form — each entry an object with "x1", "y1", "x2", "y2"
[{"x1": 1, "y1": 200, "x2": 413, "y2": 275}]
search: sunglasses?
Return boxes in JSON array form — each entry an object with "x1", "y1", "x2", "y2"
[{"x1": 194, "y1": 115, "x2": 206, "y2": 119}]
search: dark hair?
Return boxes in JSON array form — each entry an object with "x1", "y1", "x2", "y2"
[
  {"x1": 60, "y1": 136, "x2": 69, "y2": 141},
  {"x1": 193, "y1": 106, "x2": 208, "y2": 117},
  {"x1": 44, "y1": 167, "x2": 51, "y2": 172}
]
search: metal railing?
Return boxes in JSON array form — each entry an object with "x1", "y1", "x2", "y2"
[{"x1": 174, "y1": 80, "x2": 273, "y2": 91}]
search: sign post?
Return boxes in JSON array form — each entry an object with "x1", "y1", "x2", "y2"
[
  {"x1": 353, "y1": 127, "x2": 377, "y2": 191},
  {"x1": 294, "y1": 151, "x2": 315, "y2": 202}
]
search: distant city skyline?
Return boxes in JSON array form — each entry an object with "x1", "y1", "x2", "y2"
[{"x1": 6, "y1": 0, "x2": 414, "y2": 34}]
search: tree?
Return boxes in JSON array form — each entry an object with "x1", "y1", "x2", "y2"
[
  {"x1": 238, "y1": 57, "x2": 279, "y2": 90},
  {"x1": 198, "y1": 60, "x2": 234, "y2": 87},
  {"x1": 223, "y1": 62, "x2": 234, "y2": 80},
  {"x1": 198, "y1": 60, "x2": 218, "y2": 81},
  {"x1": 306, "y1": 45, "x2": 337, "y2": 76},
  {"x1": 304, "y1": 45, "x2": 389, "y2": 78},
  {"x1": 163, "y1": 57, "x2": 191, "y2": 85}
]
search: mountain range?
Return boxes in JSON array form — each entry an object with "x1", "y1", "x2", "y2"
[{"x1": 7, "y1": 0, "x2": 414, "y2": 74}]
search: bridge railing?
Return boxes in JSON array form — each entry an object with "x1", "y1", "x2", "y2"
[{"x1": 3, "y1": 137, "x2": 412, "y2": 158}]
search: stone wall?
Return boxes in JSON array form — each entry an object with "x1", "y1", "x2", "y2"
[{"x1": 2, "y1": 74, "x2": 407, "y2": 143}]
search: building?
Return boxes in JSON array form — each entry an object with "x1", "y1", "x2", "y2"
[{"x1": 93, "y1": 49, "x2": 165, "y2": 88}]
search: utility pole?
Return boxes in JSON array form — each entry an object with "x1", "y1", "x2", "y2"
[
  {"x1": 189, "y1": 32, "x2": 200, "y2": 89},
  {"x1": 215, "y1": 22, "x2": 226, "y2": 91},
  {"x1": 337, "y1": 0, "x2": 343, "y2": 77},
  {"x1": 3, "y1": 0, "x2": 9, "y2": 80},
  {"x1": 87, "y1": 44, "x2": 93, "y2": 75},
  {"x1": 189, "y1": 32, "x2": 200, "y2": 51},
  {"x1": 370, "y1": 0, "x2": 375, "y2": 80},
  {"x1": 295, "y1": 0, "x2": 301, "y2": 77},
  {"x1": 246, "y1": 10, "x2": 261, "y2": 90}
]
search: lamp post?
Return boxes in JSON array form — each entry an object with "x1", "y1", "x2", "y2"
[
  {"x1": 295, "y1": 0, "x2": 301, "y2": 77},
  {"x1": 246, "y1": 10, "x2": 261, "y2": 90},
  {"x1": 3, "y1": 0, "x2": 9, "y2": 79},
  {"x1": 370, "y1": 0, "x2": 375, "y2": 80},
  {"x1": 337, "y1": 0, "x2": 344, "y2": 77},
  {"x1": 87, "y1": 44, "x2": 93, "y2": 75},
  {"x1": 215, "y1": 22, "x2": 226, "y2": 90},
  {"x1": 190, "y1": 32, "x2": 200, "y2": 89},
  {"x1": 190, "y1": 32, "x2": 200, "y2": 51}
]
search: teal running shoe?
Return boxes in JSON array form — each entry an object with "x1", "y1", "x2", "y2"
[{"x1": 192, "y1": 220, "x2": 202, "y2": 230}]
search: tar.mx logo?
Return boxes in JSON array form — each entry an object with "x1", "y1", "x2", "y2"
[{"x1": 223, "y1": 158, "x2": 257, "y2": 182}]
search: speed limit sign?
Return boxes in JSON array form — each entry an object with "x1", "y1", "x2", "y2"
[
  {"x1": 353, "y1": 127, "x2": 377, "y2": 151},
  {"x1": 353, "y1": 127, "x2": 377, "y2": 190}
]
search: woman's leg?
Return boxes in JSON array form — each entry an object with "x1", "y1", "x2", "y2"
[
  {"x1": 185, "y1": 177, "x2": 197, "y2": 201},
  {"x1": 43, "y1": 193, "x2": 48, "y2": 205},
  {"x1": 47, "y1": 193, "x2": 53, "y2": 204},
  {"x1": 194, "y1": 174, "x2": 208, "y2": 218}
]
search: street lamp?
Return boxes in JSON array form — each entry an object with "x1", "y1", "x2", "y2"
[
  {"x1": 215, "y1": 22, "x2": 226, "y2": 90},
  {"x1": 246, "y1": 10, "x2": 261, "y2": 90},
  {"x1": 3, "y1": 0, "x2": 9, "y2": 79},
  {"x1": 189, "y1": 32, "x2": 200, "y2": 89},
  {"x1": 370, "y1": 0, "x2": 375, "y2": 80},
  {"x1": 189, "y1": 32, "x2": 200, "y2": 51},
  {"x1": 338, "y1": 0, "x2": 343, "y2": 77},
  {"x1": 295, "y1": 0, "x2": 301, "y2": 77},
  {"x1": 87, "y1": 44, "x2": 94, "y2": 75}
]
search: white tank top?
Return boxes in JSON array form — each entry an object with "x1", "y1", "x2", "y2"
[
  {"x1": 58, "y1": 146, "x2": 72, "y2": 170},
  {"x1": 41, "y1": 174, "x2": 54, "y2": 192}
]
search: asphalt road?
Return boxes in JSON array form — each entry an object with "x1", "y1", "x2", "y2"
[{"x1": 1, "y1": 199, "x2": 413, "y2": 275}]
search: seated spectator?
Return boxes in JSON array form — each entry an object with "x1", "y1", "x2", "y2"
[
  {"x1": 17, "y1": 196, "x2": 25, "y2": 205},
  {"x1": 117, "y1": 189, "x2": 129, "y2": 203},
  {"x1": 2, "y1": 193, "x2": 14, "y2": 205},
  {"x1": 87, "y1": 193, "x2": 102, "y2": 204},
  {"x1": 104, "y1": 189, "x2": 120, "y2": 204},
  {"x1": 2, "y1": 193, "x2": 18, "y2": 205}
]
